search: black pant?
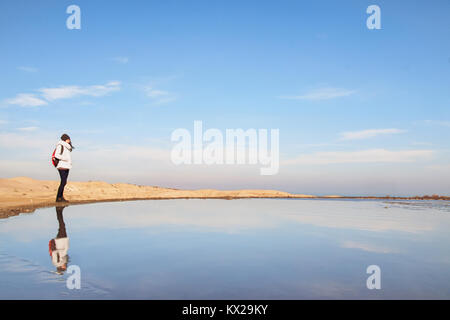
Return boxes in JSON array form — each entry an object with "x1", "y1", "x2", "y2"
[
  {"x1": 56, "y1": 206, "x2": 67, "y2": 238},
  {"x1": 57, "y1": 169, "x2": 69, "y2": 199}
]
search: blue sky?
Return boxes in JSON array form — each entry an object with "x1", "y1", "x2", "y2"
[{"x1": 0, "y1": 0, "x2": 449, "y2": 195}]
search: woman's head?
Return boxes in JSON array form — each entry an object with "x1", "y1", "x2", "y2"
[
  {"x1": 61, "y1": 133, "x2": 71, "y2": 143},
  {"x1": 56, "y1": 264, "x2": 67, "y2": 275},
  {"x1": 60, "y1": 133, "x2": 74, "y2": 149}
]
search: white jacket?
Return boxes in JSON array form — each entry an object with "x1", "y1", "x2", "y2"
[{"x1": 55, "y1": 141, "x2": 72, "y2": 169}]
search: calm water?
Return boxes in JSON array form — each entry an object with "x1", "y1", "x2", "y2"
[{"x1": 0, "y1": 199, "x2": 449, "y2": 299}]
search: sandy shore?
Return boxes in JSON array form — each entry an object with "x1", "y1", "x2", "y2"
[
  {"x1": 1, "y1": 177, "x2": 448, "y2": 219},
  {"x1": 0, "y1": 177, "x2": 315, "y2": 218}
]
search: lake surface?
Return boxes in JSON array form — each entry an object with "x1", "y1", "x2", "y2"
[{"x1": 0, "y1": 199, "x2": 449, "y2": 299}]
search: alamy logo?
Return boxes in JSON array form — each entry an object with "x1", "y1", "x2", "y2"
[
  {"x1": 66, "y1": 5, "x2": 81, "y2": 30},
  {"x1": 171, "y1": 121, "x2": 280, "y2": 175},
  {"x1": 366, "y1": 5, "x2": 381, "y2": 30},
  {"x1": 66, "y1": 265, "x2": 81, "y2": 289},
  {"x1": 366, "y1": 265, "x2": 381, "y2": 290}
]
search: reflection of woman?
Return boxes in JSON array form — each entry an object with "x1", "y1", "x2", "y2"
[{"x1": 49, "y1": 206, "x2": 70, "y2": 274}]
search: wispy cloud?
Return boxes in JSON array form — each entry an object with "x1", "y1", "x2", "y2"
[
  {"x1": 146, "y1": 88, "x2": 169, "y2": 98},
  {"x1": 283, "y1": 149, "x2": 433, "y2": 165},
  {"x1": 17, "y1": 66, "x2": 38, "y2": 73},
  {"x1": 111, "y1": 56, "x2": 129, "y2": 64},
  {"x1": 426, "y1": 163, "x2": 450, "y2": 171},
  {"x1": 295, "y1": 143, "x2": 346, "y2": 148},
  {"x1": 39, "y1": 81, "x2": 121, "y2": 101},
  {"x1": 4, "y1": 93, "x2": 48, "y2": 107},
  {"x1": 0, "y1": 132, "x2": 53, "y2": 149},
  {"x1": 17, "y1": 126, "x2": 39, "y2": 132},
  {"x1": 4, "y1": 81, "x2": 121, "y2": 107},
  {"x1": 341, "y1": 241, "x2": 399, "y2": 254},
  {"x1": 280, "y1": 87, "x2": 356, "y2": 101},
  {"x1": 144, "y1": 86, "x2": 176, "y2": 105},
  {"x1": 423, "y1": 120, "x2": 450, "y2": 127},
  {"x1": 410, "y1": 141, "x2": 433, "y2": 146},
  {"x1": 340, "y1": 128, "x2": 406, "y2": 140}
]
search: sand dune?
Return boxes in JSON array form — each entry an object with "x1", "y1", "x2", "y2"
[{"x1": 0, "y1": 177, "x2": 315, "y2": 218}]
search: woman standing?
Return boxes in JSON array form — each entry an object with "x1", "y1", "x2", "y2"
[{"x1": 55, "y1": 133, "x2": 74, "y2": 203}]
